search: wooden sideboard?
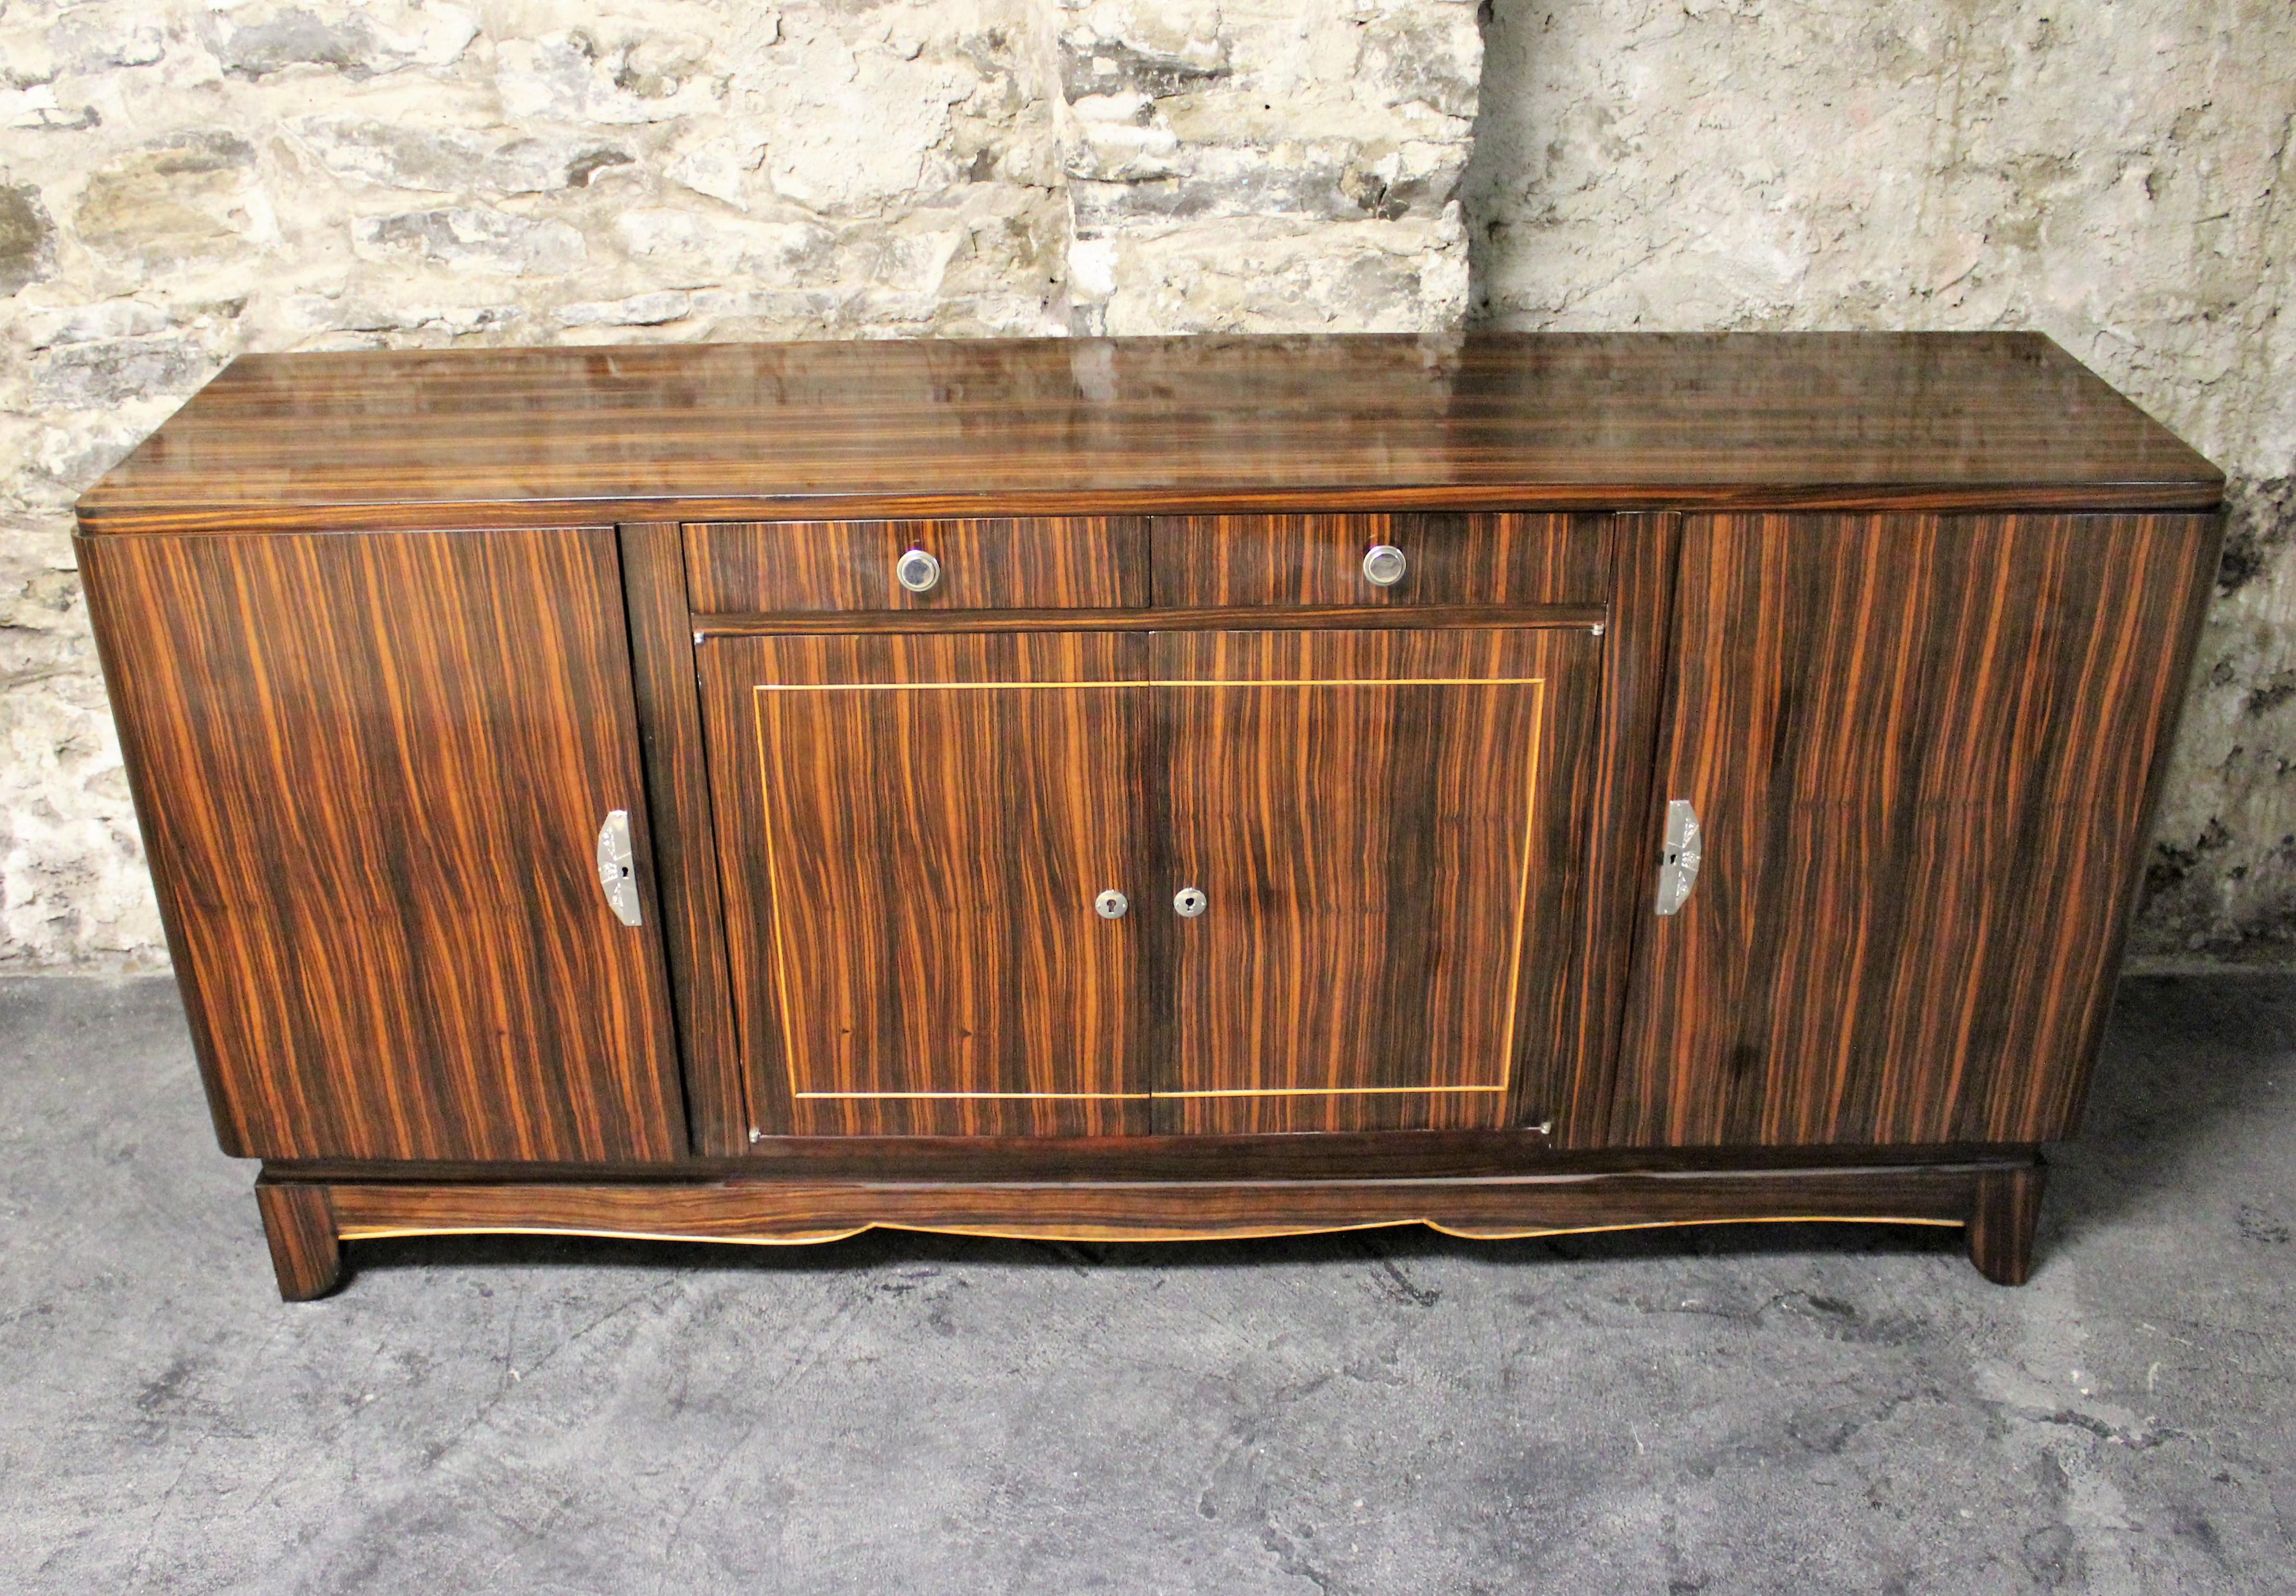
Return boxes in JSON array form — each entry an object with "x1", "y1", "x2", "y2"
[{"x1": 74, "y1": 332, "x2": 2222, "y2": 1300}]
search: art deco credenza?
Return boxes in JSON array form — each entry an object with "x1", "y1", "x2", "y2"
[{"x1": 74, "y1": 332, "x2": 2223, "y2": 1300}]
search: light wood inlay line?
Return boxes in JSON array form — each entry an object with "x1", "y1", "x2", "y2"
[
  {"x1": 751, "y1": 678, "x2": 1549, "y2": 691},
  {"x1": 332, "y1": 1215, "x2": 1962, "y2": 1246},
  {"x1": 1170, "y1": 678, "x2": 1544, "y2": 689},
  {"x1": 795, "y1": 1091, "x2": 1152, "y2": 1100},
  {"x1": 693, "y1": 607, "x2": 1609, "y2": 638},
  {"x1": 1159, "y1": 1085, "x2": 1510, "y2": 1096},
  {"x1": 794, "y1": 1086, "x2": 1509, "y2": 1101}
]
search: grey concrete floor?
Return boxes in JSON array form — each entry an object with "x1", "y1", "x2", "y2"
[{"x1": 1, "y1": 977, "x2": 2291, "y2": 1594}]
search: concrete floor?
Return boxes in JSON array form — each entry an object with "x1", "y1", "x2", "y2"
[{"x1": 1, "y1": 978, "x2": 2290, "y2": 1594}]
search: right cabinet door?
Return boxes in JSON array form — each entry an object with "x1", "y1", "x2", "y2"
[
  {"x1": 1156, "y1": 627, "x2": 1602, "y2": 1133},
  {"x1": 1613, "y1": 512, "x2": 2219, "y2": 1147}
]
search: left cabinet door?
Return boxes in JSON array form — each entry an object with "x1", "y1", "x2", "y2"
[
  {"x1": 82, "y1": 528, "x2": 687, "y2": 1164},
  {"x1": 698, "y1": 631, "x2": 1153, "y2": 1137}
]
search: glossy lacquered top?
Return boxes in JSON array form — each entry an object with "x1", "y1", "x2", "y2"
[{"x1": 75, "y1": 331, "x2": 2222, "y2": 534}]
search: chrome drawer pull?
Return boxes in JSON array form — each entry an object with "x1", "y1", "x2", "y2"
[
  {"x1": 1361, "y1": 544, "x2": 1407, "y2": 587},
  {"x1": 896, "y1": 547, "x2": 942, "y2": 594}
]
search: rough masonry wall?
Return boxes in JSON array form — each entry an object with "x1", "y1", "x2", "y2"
[
  {"x1": 6, "y1": 0, "x2": 2291, "y2": 968},
  {"x1": 0, "y1": 0, "x2": 1478, "y2": 969},
  {"x1": 1469, "y1": 0, "x2": 2296, "y2": 962},
  {"x1": 1042, "y1": 0, "x2": 1478, "y2": 333}
]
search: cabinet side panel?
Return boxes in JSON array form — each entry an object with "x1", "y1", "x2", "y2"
[
  {"x1": 80, "y1": 528, "x2": 686, "y2": 1163},
  {"x1": 1613, "y1": 512, "x2": 2220, "y2": 1147}
]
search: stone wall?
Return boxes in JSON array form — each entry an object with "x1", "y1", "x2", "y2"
[
  {"x1": 0, "y1": 0, "x2": 1478, "y2": 969},
  {"x1": 1044, "y1": 0, "x2": 1477, "y2": 333},
  {"x1": 1469, "y1": 0, "x2": 2296, "y2": 962},
  {"x1": 4, "y1": 0, "x2": 2291, "y2": 969}
]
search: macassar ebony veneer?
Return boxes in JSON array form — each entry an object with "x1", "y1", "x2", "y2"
[{"x1": 77, "y1": 332, "x2": 2221, "y2": 1300}]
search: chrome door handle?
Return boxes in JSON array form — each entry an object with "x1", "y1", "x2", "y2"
[
  {"x1": 1655, "y1": 798, "x2": 1701, "y2": 916},
  {"x1": 597, "y1": 809, "x2": 642, "y2": 927},
  {"x1": 895, "y1": 547, "x2": 942, "y2": 594}
]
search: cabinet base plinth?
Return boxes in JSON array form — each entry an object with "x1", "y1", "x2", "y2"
[{"x1": 259, "y1": 1152, "x2": 2046, "y2": 1293}]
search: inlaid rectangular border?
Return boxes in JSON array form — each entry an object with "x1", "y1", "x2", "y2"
[{"x1": 749, "y1": 675, "x2": 1547, "y2": 1103}]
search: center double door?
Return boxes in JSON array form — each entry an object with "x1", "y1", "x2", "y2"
[{"x1": 699, "y1": 626, "x2": 1599, "y2": 1138}]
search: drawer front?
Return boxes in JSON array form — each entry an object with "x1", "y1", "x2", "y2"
[
  {"x1": 685, "y1": 517, "x2": 1149, "y2": 614},
  {"x1": 1152, "y1": 513, "x2": 1610, "y2": 608}
]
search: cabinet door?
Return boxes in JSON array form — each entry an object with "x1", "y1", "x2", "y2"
[
  {"x1": 82, "y1": 528, "x2": 686, "y2": 1164},
  {"x1": 1155, "y1": 628, "x2": 1603, "y2": 1132},
  {"x1": 699, "y1": 632, "x2": 1152, "y2": 1136},
  {"x1": 1613, "y1": 512, "x2": 2219, "y2": 1147}
]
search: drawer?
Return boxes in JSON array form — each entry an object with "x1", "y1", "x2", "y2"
[
  {"x1": 685, "y1": 517, "x2": 1148, "y2": 615},
  {"x1": 1151, "y1": 513, "x2": 1610, "y2": 608}
]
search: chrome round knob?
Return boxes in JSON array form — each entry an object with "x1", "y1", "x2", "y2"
[
  {"x1": 1173, "y1": 886, "x2": 1207, "y2": 919},
  {"x1": 896, "y1": 547, "x2": 942, "y2": 594},
  {"x1": 1094, "y1": 889, "x2": 1129, "y2": 920},
  {"x1": 1361, "y1": 544, "x2": 1407, "y2": 587}
]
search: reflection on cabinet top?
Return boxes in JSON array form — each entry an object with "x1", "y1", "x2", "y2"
[{"x1": 77, "y1": 332, "x2": 2221, "y2": 537}]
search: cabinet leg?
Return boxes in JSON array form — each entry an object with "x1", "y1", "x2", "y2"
[
  {"x1": 1965, "y1": 1162, "x2": 2047, "y2": 1286},
  {"x1": 256, "y1": 1181, "x2": 343, "y2": 1301}
]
